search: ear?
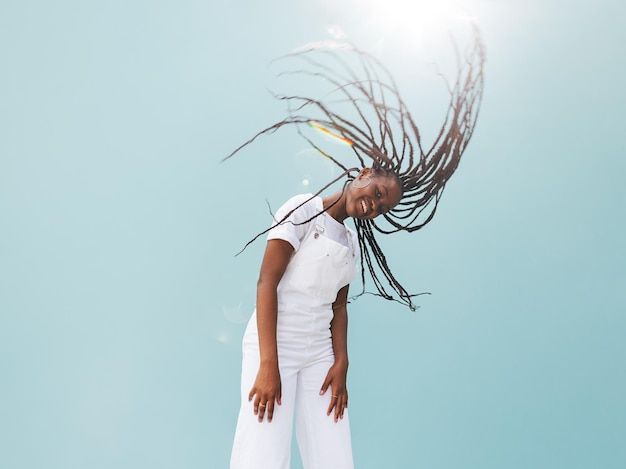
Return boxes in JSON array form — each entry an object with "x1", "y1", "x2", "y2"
[{"x1": 358, "y1": 167, "x2": 372, "y2": 178}]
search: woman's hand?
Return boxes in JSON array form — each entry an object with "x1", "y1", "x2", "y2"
[
  {"x1": 251, "y1": 239, "x2": 293, "y2": 423},
  {"x1": 325, "y1": 285, "x2": 350, "y2": 422},
  {"x1": 320, "y1": 360, "x2": 348, "y2": 422},
  {"x1": 248, "y1": 362, "x2": 282, "y2": 423}
]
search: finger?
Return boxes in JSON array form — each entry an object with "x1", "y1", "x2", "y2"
[
  {"x1": 333, "y1": 393, "x2": 349, "y2": 422},
  {"x1": 277, "y1": 388, "x2": 282, "y2": 406},
  {"x1": 334, "y1": 395, "x2": 343, "y2": 422},
  {"x1": 253, "y1": 396, "x2": 260, "y2": 416},
  {"x1": 338, "y1": 395, "x2": 346, "y2": 420},
  {"x1": 257, "y1": 399, "x2": 267, "y2": 422},
  {"x1": 340, "y1": 391, "x2": 349, "y2": 419},
  {"x1": 319, "y1": 376, "x2": 331, "y2": 396},
  {"x1": 248, "y1": 388, "x2": 256, "y2": 403},
  {"x1": 267, "y1": 399, "x2": 275, "y2": 422},
  {"x1": 327, "y1": 392, "x2": 339, "y2": 416}
]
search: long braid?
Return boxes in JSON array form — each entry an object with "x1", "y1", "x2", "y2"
[{"x1": 224, "y1": 27, "x2": 485, "y2": 310}]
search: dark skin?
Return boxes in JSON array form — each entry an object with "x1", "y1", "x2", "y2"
[{"x1": 248, "y1": 168, "x2": 403, "y2": 423}]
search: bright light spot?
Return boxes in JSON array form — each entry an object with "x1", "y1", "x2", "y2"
[
  {"x1": 327, "y1": 24, "x2": 348, "y2": 40},
  {"x1": 337, "y1": 0, "x2": 481, "y2": 54},
  {"x1": 216, "y1": 331, "x2": 230, "y2": 345},
  {"x1": 375, "y1": 0, "x2": 466, "y2": 26},
  {"x1": 223, "y1": 302, "x2": 248, "y2": 324},
  {"x1": 293, "y1": 148, "x2": 336, "y2": 190}
]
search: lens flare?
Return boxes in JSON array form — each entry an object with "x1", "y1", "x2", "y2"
[{"x1": 308, "y1": 121, "x2": 354, "y2": 146}]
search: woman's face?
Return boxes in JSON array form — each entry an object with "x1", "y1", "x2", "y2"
[{"x1": 347, "y1": 168, "x2": 402, "y2": 220}]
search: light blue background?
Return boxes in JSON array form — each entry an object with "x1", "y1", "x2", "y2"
[{"x1": 1, "y1": 0, "x2": 624, "y2": 468}]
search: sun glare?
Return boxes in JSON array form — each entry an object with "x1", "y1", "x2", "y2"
[{"x1": 340, "y1": 0, "x2": 480, "y2": 50}]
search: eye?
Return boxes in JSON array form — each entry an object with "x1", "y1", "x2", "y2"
[{"x1": 376, "y1": 188, "x2": 382, "y2": 198}]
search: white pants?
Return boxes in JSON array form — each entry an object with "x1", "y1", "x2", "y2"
[{"x1": 230, "y1": 312, "x2": 354, "y2": 469}]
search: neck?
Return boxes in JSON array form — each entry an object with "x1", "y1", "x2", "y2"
[{"x1": 322, "y1": 190, "x2": 347, "y2": 222}]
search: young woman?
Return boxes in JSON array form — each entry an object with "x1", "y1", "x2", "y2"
[{"x1": 228, "y1": 28, "x2": 485, "y2": 469}]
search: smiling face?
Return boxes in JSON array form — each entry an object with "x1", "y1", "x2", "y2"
[{"x1": 347, "y1": 168, "x2": 402, "y2": 220}]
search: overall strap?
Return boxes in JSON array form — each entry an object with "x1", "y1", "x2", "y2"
[{"x1": 296, "y1": 206, "x2": 326, "y2": 251}]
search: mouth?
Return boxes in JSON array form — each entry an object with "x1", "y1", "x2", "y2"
[{"x1": 360, "y1": 199, "x2": 367, "y2": 215}]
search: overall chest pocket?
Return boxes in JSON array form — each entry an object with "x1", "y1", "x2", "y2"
[{"x1": 283, "y1": 234, "x2": 354, "y2": 302}]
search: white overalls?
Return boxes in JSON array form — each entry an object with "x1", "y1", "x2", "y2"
[{"x1": 231, "y1": 210, "x2": 358, "y2": 469}]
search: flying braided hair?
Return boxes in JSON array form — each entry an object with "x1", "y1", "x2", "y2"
[{"x1": 223, "y1": 26, "x2": 485, "y2": 310}]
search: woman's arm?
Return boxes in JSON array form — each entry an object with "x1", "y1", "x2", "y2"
[
  {"x1": 248, "y1": 238, "x2": 294, "y2": 423},
  {"x1": 320, "y1": 284, "x2": 350, "y2": 422}
]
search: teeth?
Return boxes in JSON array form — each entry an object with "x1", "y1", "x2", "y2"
[{"x1": 361, "y1": 200, "x2": 367, "y2": 214}]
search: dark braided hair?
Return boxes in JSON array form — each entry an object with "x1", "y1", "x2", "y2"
[{"x1": 223, "y1": 27, "x2": 485, "y2": 310}]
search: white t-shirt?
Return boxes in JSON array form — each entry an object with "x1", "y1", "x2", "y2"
[{"x1": 267, "y1": 194, "x2": 358, "y2": 257}]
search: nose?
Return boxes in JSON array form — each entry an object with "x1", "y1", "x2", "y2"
[
  {"x1": 371, "y1": 199, "x2": 382, "y2": 215},
  {"x1": 376, "y1": 199, "x2": 390, "y2": 215}
]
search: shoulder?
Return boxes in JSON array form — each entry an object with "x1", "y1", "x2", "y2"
[
  {"x1": 274, "y1": 193, "x2": 322, "y2": 221},
  {"x1": 278, "y1": 193, "x2": 321, "y2": 214},
  {"x1": 268, "y1": 194, "x2": 322, "y2": 250}
]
